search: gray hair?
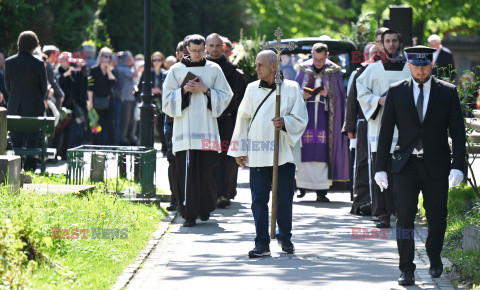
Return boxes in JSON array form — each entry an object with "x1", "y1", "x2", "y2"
[
  {"x1": 427, "y1": 34, "x2": 441, "y2": 43},
  {"x1": 257, "y1": 50, "x2": 277, "y2": 64}
]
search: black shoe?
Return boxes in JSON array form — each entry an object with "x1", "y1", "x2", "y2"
[
  {"x1": 166, "y1": 202, "x2": 177, "y2": 211},
  {"x1": 216, "y1": 197, "x2": 230, "y2": 209},
  {"x1": 398, "y1": 271, "x2": 415, "y2": 286},
  {"x1": 316, "y1": 196, "x2": 330, "y2": 202},
  {"x1": 359, "y1": 203, "x2": 372, "y2": 216},
  {"x1": 248, "y1": 245, "x2": 271, "y2": 258},
  {"x1": 183, "y1": 219, "x2": 196, "y2": 227},
  {"x1": 429, "y1": 265, "x2": 443, "y2": 278},
  {"x1": 297, "y1": 188, "x2": 306, "y2": 198},
  {"x1": 199, "y1": 213, "x2": 210, "y2": 221},
  {"x1": 278, "y1": 240, "x2": 295, "y2": 254},
  {"x1": 375, "y1": 219, "x2": 391, "y2": 228},
  {"x1": 375, "y1": 216, "x2": 391, "y2": 228}
]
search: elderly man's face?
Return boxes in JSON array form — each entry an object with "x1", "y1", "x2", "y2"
[
  {"x1": 428, "y1": 40, "x2": 441, "y2": 50},
  {"x1": 255, "y1": 54, "x2": 276, "y2": 82}
]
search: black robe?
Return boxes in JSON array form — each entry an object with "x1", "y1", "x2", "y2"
[{"x1": 207, "y1": 55, "x2": 247, "y2": 199}]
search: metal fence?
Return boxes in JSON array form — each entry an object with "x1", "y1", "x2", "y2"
[{"x1": 66, "y1": 145, "x2": 157, "y2": 198}]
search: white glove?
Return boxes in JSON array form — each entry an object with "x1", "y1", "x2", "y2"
[
  {"x1": 374, "y1": 171, "x2": 388, "y2": 192},
  {"x1": 449, "y1": 169, "x2": 463, "y2": 187}
]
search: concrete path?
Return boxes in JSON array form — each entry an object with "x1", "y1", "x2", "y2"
[
  {"x1": 125, "y1": 166, "x2": 455, "y2": 290},
  {"x1": 39, "y1": 145, "x2": 457, "y2": 289}
]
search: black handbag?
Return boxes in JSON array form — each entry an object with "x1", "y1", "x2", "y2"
[{"x1": 93, "y1": 96, "x2": 110, "y2": 110}]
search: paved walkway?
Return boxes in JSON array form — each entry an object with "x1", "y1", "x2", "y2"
[
  {"x1": 124, "y1": 166, "x2": 455, "y2": 290},
  {"x1": 40, "y1": 146, "x2": 457, "y2": 289}
]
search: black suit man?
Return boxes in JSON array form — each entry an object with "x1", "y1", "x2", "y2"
[
  {"x1": 375, "y1": 46, "x2": 465, "y2": 286},
  {"x1": 428, "y1": 34, "x2": 456, "y2": 80},
  {"x1": 4, "y1": 31, "x2": 47, "y2": 171}
]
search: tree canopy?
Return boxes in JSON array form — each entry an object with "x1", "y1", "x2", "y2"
[{"x1": 0, "y1": 0, "x2": 478, "y2": 57}]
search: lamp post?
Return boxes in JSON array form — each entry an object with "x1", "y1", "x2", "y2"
[{"x1": 140, "y1": 0, "x2": 155, "y2": 147}]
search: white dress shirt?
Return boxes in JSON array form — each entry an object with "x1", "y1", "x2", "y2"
[{"x1": 412, "y1": 76, "x2": 432, "y2": 154}]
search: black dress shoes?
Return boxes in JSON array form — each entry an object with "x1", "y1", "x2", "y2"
[
  {"x1": 375, "y1": 216, "x2": 391, "y2": 228},
  {"x1": 297, "y1": 188, "x2": 306, "y2": 198},
  {"x1": 183, "y1": 219, "x2": 196, "y2": 227},
  {"x1": 398, "y1": 271, "x2": 415, "y2": 286},
  {"x1": 429, "y1": 265, "x2": 443, "y2": 278},
  {"x1": 200, "y1": 213, "x2": 210, "y2": 221}
]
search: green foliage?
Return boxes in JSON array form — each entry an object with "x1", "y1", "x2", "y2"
[
  {"x1": 231, "y1": 30, "x2": 265, "y2": 84},
  {"x1": 360, "y1": 0, "x2": 480, "y2": 43},
  {"x1": 170, "y1": 0, "x2": 245, "y2": 51},
  {"x1": 0, "y1": 182, "x2": 166, "y2": 288},
  {"x1": 101, "y1": 0, "x2": 175, "y2": 56},
  {"x1": 419, "y1": 185, "x2": 480, "y2": 285},
  {"x1": 350, "y1": 11, "x2": 377, "y2": 51},
  {"x1": 0, "y1": 0, "x2": 98, "y2": 55},
  {"x1": 243, "y1": 0, "x2": 356, "y2": 40}
]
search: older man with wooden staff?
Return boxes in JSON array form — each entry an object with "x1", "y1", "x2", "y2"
[{"x1": 228, "y1": 28, "x2": 308, "y2": 258}]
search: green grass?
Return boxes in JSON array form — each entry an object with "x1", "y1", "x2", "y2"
[
  {"x1": 26, "y1": 172, "x2": 169, "y2": 195},
  {"x1": 419, "y1": 184, "x2": 480, "y2": 286},
  {"x1": 1, "y1": 177, "x2": 167, "y2": 289}
]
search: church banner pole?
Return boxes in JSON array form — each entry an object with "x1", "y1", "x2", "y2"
[{"x1": 261, "y1": 27, "x2": 297, "y2": 239}]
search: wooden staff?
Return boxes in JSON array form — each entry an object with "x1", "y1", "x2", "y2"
[{"x1": 260, "y1": 27, "x2": 297, "y2": 239}]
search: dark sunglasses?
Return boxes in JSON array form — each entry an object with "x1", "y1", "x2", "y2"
[
  {"x1": 152, "y1": 58, "x2": 163, "y2": 62},
  {"x1": 102, "y1": 55, "x2": 112, "y2": 59}
]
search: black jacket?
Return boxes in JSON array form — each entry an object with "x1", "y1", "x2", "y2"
[
  {"x1": 433, "y1": 47, "x2": 456, "y2": 80},
  {"x1": 342, "y1": 63, "x2": 368, "y2": 134},
  {"x1": 376, "y1": 77, "x2": 465, "y2": 178},
  {"x1": 5, "y1": 51, "x2": 47, "y2": 116}
]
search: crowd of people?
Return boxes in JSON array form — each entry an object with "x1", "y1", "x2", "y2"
[{"x1": 1, "y1": 28, "x2": 474, "y2": 286}]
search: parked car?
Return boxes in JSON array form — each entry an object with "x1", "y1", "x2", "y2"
[{"x1": 266, "y1": 37, "x2": 358, "y2": 90}]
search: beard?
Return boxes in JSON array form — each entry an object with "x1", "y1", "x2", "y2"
[{"x1": 412, "y1": 75, "x2": 430, "y2": 84}]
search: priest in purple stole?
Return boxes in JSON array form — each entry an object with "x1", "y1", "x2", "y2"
[{"x1": 294, "y1": 43, "x2": 349, "y2": 202}]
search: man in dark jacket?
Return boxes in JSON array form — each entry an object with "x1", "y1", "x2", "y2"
[
  {"x1": 375, "y1": 46, "x2": 465, "y2": 286},
  {"x1": 428, "y1": 34, "x2": 456, "y2": 81},
  {"x1": 4, "y1": 31, "x2": 47, "y2": 171},
  {"x1": 206, "y1": 33, "x2": 247, "y2": 208}
]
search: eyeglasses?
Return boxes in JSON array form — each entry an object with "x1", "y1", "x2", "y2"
[
  {"x1": 190, "y1": 49, "x2": 205, "y2": 54},
  {"x1": 152, "y1": 58, "x2": 163, "y2": 62},
  {"x1": 102, "y1": 55, "x2": 112, "y2": 59}
]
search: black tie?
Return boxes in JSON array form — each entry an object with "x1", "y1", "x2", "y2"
[{"x1": 415, "y1": 83, "x2": 424, "y2": 151}]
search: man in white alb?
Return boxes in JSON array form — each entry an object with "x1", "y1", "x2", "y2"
[{"x1": 228, "y1": 50, "x2": 308, "y2": 258}]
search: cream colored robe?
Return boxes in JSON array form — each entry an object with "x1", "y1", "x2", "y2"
[
  {"x1": 162, "y1": 61, "x2": 233, "y2": 153},
  {"x1": 227, "y1": 79, "x2": 308, "y2": 167},
  {"x1": 356, "y1": 61, "x2": 411, "y2": 152}
]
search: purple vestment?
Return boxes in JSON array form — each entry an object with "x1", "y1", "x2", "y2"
[{"x1": 294, "y1": 59, "x2": 349, "y2": 181}]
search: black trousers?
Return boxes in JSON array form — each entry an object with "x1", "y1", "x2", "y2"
[
  {"x1": 394, "y1": 156, "x2": 448, "y2": 272},
  {"x1": 216, "y1": 151, "x2": 239, "y2": 200},
  {"x1": 371, "y1": 152, "x2": 395, "y2": 216},
  {"x1": 351, "y1": 120, "x2": 371, "y2": 213}
]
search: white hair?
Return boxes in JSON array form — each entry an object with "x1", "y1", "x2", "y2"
[{"x1": 427, "y1": 34, "x2": 441, "y2": 43}]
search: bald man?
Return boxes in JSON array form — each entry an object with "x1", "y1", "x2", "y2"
[{"x1": 228, "y1": 50, "x2": 308, "y2": 257}]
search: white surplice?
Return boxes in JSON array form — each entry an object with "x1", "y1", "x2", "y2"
[
  {"x1": 356, "y1": 61, "x2": 411, "y2": 152},
  {"x1": 227, "y1": 79, "x2": 308, "y2": 167},
  {"x1": 162, "y1": 61, "x2": 233, "y2": 153}
]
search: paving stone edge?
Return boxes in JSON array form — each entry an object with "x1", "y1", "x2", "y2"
[
  {"x1": 414, "y1": 218, "x2": 456, "y2": 289},
  {"x1": 111, "y1": 208, "x2": 178, "y2": 290}
]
